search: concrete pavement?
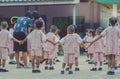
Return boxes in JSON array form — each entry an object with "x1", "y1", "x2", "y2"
[{"x1": 0, "y1": 56, "x2": 120, "y2": 79}]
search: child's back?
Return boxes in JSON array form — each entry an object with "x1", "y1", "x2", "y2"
[
  {"x1": 102, "y1": 27, "x2": 119, "y2": 55},
  {"x1": 0, "y1": 30, "x2": 12, "y2": 48},
  {"x1": 27, "y1": 29, "x2": 43, "y2": 49},
  {"x1": 62, "y1": 34, "x2": 78, "y2": 54},
  {"x1": 44, "y1": 32, "x2": 57, "y2": 52}
]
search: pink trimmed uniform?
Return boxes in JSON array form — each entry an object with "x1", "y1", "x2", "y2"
[
  {"x1": 94, "y1": 35, "x2": 104, "y2": 62},
  {"x1": 0, "y1": 29, "x2": 13, "y2": 60},
  {"x1": 27, "y1": 29, "x2": 46, "y2": 57},
  {"x1": 60, "y1": 34, "x2": 82, "y2": 64},
  {"x1": 53, "y1": 35, "x2": 60, "y2": 59},
  {"x1": 73, "y1": 33, "x2": 82, "y2": 58},
  {"x1": 86, "y1": 36, "x2": 95, "y2": 54},
  {"x1": 101, "y1": 27, "x2": 120, "y2": 55},
  {"x1": 44, "y1": 32, "x2": 59, "y2": 59}
]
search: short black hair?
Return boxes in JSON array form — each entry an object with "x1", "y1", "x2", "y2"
[
  {"x1": 36, "y1": 21, "x2": 43, "y2": 29},
  {"x1": 33, "y1": 10, "x2": 40, "y2": 20},
  {"x1": 109, "y1": 17, "x2": 118, "y2": 26},
  {"x1": 25, "y1": 10, "x2": 33, "y2": 19}
]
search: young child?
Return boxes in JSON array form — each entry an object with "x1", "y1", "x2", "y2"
[
  {"x1": 73, "y1": 25, "x2": 82, "y2": 71},
  {"x1": 86, "y1": 30, "x2": 95, "y2": 64},
  {"x1": 90, "y1": 17, "x2": 120, "y2": 75},
  {"x1": 90, "y1": 28, "x2": 104, "y2": 71},
  {"x1": 44, "y1": 25, "x2": 59, "y2": 70},
  {"x1": 9, "y1": 27, "x2": 16, "y2": 64},
  {"x1": 53, "y1": 29, "x2": 61, "y2": 64},
  {"x1": 60, "y1": 25, "x2": 82, "y2": 74},
  {"x1": 22, "y1": 21, "x2": 46, "y2": 73},
  {"x1": 0, "y1": 21, "x2": 20, "y2": 72},
  {"x1": 83, "y1": 30, "x2": 89, "y2": 62}
]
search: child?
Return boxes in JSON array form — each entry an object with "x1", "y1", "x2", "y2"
[
  {"x1": 83, "y1": 30, "x2": 89, "y2": 62},
  {"x1": 22, "y1": 21, "x2": 46, "y2": 73},
  {"x1": 90, "y1": 17, "x2": 120, "y2": 75},
  {"x1": 60, "y1": 25, "x2": 82, "y2": 74},
  {"x1": 53, "y1": 29, "x2": 61, "y2": 64},
  {"x1": 90, "y1": 28, "x2": 104, "y2": 71},
  {"x1": 9, "y1": 27, "x2": 16, "y2": 64},
  {"x1": 44, "y1": 25, "x2": 59, "y2": 70},
  {"x1": 86, "y1": 29, "x2": 95, "y2": 64},
  {"x1": 73, "y1": 25, "x2": 82, "y2": 71},
  {"x1": 0, "y1": 21, "x2": 20, "y2": 72}
]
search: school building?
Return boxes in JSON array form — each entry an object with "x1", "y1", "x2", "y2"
[{"x1": 0, "y1": 0, "x2": 119, "y2": 37}]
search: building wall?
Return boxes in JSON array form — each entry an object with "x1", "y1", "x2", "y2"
[{"x1": 0, "y1": 3, "x2": 100, "y2": 30}]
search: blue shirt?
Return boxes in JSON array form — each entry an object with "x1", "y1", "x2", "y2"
[{"x1": 14, "y1": 17, "x2": 33, "y2": 35}]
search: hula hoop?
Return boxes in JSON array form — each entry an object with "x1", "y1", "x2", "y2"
[{"x1": 10, "y1": 16, "x2": 18, "y2": 24}]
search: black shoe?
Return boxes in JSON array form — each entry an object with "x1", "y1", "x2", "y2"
[
  {"x1": 85, "y1": 59, "x2": 89, "y2": 62},
  {"x1": 0, "y1": 68, "x2": 3, "y2": 72},
  {"x1": 107, "y1": 71, "x2": 115, "y2": 75},
  {"x1": 61, "y1": 70, "x2": 64, "y2": 74},
  {"x1": 36, "y1": 70, "x2": 41, "y2": 73},
  {"x1": 49, "y1": 66, "x2": 54, "y2": 70},
  {"x1": 88, "y1": 62, "x2": 94, "y2": 64},
  {"x1": 45, "y1": 66, "x2": 48, "y2": 70},
  {"x1": 66, "y1": 67, "x2": 69, "y2": 71},
  {"x1": 104, "y1": 62, "x2": 108, "y2": 65},
  {"x1": 90, "y1": 68, "x2": 97, "y2": 71},
  {"x1": 9, "y1": 61, "x2": 16, "y2": 64},
  {"x1": 75, "y1": 68, "x2": 80, "y2": 71},
  {"x1": 111, "y1": 71, "x2": 115, "y2": 75},
  {"x1": 68, "y1": 71, "x2": 73, "y2": 74},
  {"x1": 19, "y1": 63, "x2": 24, "y2": 67},
  {"x1": 98, "y1": 67, "x2": 102, "y2": 71},
  {"x1": 115, "y1": 66, "x2": 117, "y2": 70},
  {"x1": 1, "y1": 69, "x2": 9, "y2": 72},
  {"x1": 117, "y1": 65, "x2": 120, "y2": 68},
  {"x1": 32, "y1": 70, "x2": 37, "y2": 73},
  {"x1": 56, "y1": 59, "x2": 61, "y2": 62}
]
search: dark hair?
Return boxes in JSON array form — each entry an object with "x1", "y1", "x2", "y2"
[
  {"x1": 33, "y1": 10, "x2": 40, "y2": 20},
  {"x1": 89, "y1": 29, "x2": 95, "y2": 37},
  {"x1": 109, "y1": 17, "x2": 118, "y2": 26},
  {"x1": 36, "y1": 21, "x2": 43, "y2": 29},
  {"x1": 96, "y1": 27, "x2": 103, "y2": 33},
  {"x1": 50, "y1": 25, "x2": 58, "y2": 32},
  {"x1": 71, "y1": 24, "x2": 77, "y2": 33},
  {"x1": 25, "y1": 10, "x2": 33, "y2": 19}
]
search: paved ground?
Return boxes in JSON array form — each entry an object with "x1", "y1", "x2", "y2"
[{"x1": 0, "y1": 55, "x2": 120, "y2": 79}]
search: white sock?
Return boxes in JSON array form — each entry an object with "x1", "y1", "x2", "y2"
[
  {"x1": 66, "y1": 66, "x2": 69, "y2": 68},
  {"x1": 75, "y1": 66, "x2": 78, "y2": 68},
  {"x1": 61, "y1": 68, "x2": 64, "y2": 71},
  {"x1": 111, "y1": 68, "x2": 115, "y2": 72},
  {"x1": 69, "y1": 68, "x2": 72, "y2": 71},
  {"x1": 2, "y1": 67, "x2": 6, "y2": 69},
  {"x1": 36, "y1": 68, "x2": 39, "y2": 70},
  {"x1": 94, "y1": 66, "x2": 97, "y2": 68},
  {"x1": 20, "y1": 61, "x2": 23, "y2": 64},
  {"x1": 45, "y1": 65, "x2": 48, "y2": 67},
  {"x1": 108, "y1": 67, "x2": 112, "y2": 71}
]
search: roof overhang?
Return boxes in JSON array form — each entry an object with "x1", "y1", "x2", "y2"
[
  {"x1": 0, "y1": 0, "x2": 80, "y2": 6},
  {"x1": 90, "y1": 0, "x2": 120, "y2": 4}
]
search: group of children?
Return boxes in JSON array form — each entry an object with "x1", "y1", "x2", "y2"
[
  {"x1": 0, "y1": 16, "x2": 120, "y2": 76},
  {"x1": 84, "y1": 17, "x2": 120, "y2": 75}
]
